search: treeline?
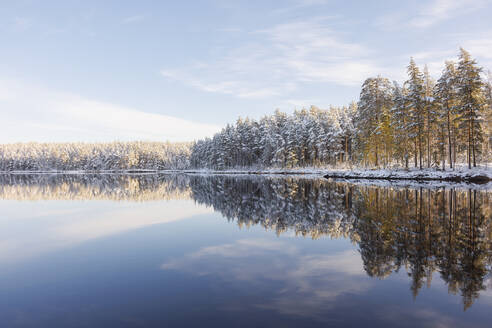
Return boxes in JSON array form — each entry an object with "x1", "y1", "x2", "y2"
[
  {"x1": 191, "y1": 48, "x2": 492, "y2": 170},
  {"x1": 0, "y1": 141, "x2": 191, "y2": 171},
  {"x1": 190, "y1": 105, "x2": 356, "y2": 169},
  {"x1": 359, "y1": 48, "x2": 491, "y2": 170}
]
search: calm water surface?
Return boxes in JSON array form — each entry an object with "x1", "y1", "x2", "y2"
[{"x1": 0, "y1": 174, "x2": 491, "y2": 327}]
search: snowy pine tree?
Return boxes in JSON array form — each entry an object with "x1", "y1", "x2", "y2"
[
  {"x1": 434, "y1": 61, "x2": 458, "y2": 169},
  {"x1": 455, "y1": 48, "x2": 486, "y2": 168},
  {"x1": 406, "y1": 58, "x2": 426, "y2": 169},
  {"x1": 356, "y1": 76, "x2": 393, "y2": 167}
]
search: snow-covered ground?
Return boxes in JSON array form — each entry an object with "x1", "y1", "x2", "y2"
[
  {"x1": 321, "y1": 166, "x2": 492, "y2": 182},
  {"x1": 2, "y1": 166, "x2": 491, "y2": 183},
  {"x1": 182, "y1": 165, "x2": 491, "y2": 179}
]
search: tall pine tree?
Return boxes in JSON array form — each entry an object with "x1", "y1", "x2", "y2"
[
  {"x1": 406, "y1": 58, "x2": 426, "y2": 169},
  {"x1": 434, "y1": 61, "x2": 458, "y2": 169},
  {"x1": 455, "y1": 48, "x2": 485, "y2": 168}
]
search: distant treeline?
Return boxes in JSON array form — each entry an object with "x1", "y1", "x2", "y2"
[
  {"x1": 0, "y1": 141, "x2": 191, "y2": 171},
  {"x1": 191, "y1": 48, "x2": 492, "y2": 170}
]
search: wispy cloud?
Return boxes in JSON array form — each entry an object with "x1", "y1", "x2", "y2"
[
  {"x1": 161, "y1": 69, "x2": 283, "y2": 98},
  {"x1": 0, "y1": 79, "x2": 220, "y2": 142},
  {"x1": 217, "y1": 27, "x2": 242, "y2": 33},
  {"x1": 398, "y1": 32, "x2": 492, "y2": 78},
  {"x1": 122, "y1": 15, "x2": 145, "y2": 24},
  {"x1": 375, "y1": 0, "x2": 487, "y2": 30},
  {"x1": 272, "y1": 0, "x2": 333, "y2": 14},
  {"x1": 410, "y1": 0, "x2": 487, "y2": 28},
  {"x1": 463, "y1": 34, "x2": 492, "y2": 61},
  {"x1": 285, "y1": 98, "x2": 320, "y2": 108},
  {"x1": 161, "y1": 18, "x2": 381, "y2": 99}
]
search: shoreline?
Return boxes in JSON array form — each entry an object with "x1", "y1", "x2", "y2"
[
  {"x1": 323, "y1": 173, "x2": 491, "y2": 184},
  {"x1": 0, "y1": 167, "x2": 490, "y2": 183}
]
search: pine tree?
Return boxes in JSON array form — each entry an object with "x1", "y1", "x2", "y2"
[
  {"x1": 434, "y1": 61, "x2": 458, "y2": 169},
  {"x1": 356, "y1": 76, "x2": 393, "y2": 167},
  {"x1": 406, "y1": 58, "x2": 426, "y2": 169},
  {"x1": 340, "y1": 102, "x2": 357, "y2": 164},
  {"x1": 391, "y1": 81, "x2": 410, "y2": 168},
  {"x1": 455, "y1": 48, "x2": 485, "y2": 168},
  {"x1": 483, "y1": 71, "x2": 492, "y2": 163},
  {"x1": 423, "y1": 65, "x2": 436, "y2": 168}
]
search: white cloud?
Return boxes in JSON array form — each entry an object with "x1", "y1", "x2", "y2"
[
  {"x1": 161, "y1": 19, "x2": 381, "y2": 99},
  {"x1": 399, "y1": 33, "x2": 492, "y2": 79},
  {"x1": 122, "y1": 15, "x2": 145, "y2": 24},
  {"x1": 0, "y1": 79, "x2": 220, "y2": 142},
  {"x1": 271, "y1": 0, "x2": 334, "y2": 15},
  {"x1": 161, "y1": 70, "x2": 281, "y2": 98},
  {"x1": 295, "y1": 0, "x2": 331, "y2": 6},
  {"x1": 376, "y1": 0, "x2": 488, "y2": 31},
  {"x1": 463, "y1": 34, "x2": 492, "y2": 62},
  {"x1": 410, "y1": 0, "x2": 487, "y2": 28},
  {"x1": 217, "y1": 27, "x2": 242, "y2": 33},
  {"x1": 285, "y1": 98, "x2": 319, "y2": 108}
]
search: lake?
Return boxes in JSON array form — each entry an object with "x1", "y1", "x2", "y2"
[{"x1": 0, "y1": 174, "x2": 491, "y2": 327}]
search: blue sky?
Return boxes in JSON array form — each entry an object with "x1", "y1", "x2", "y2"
[{"x1": 1, "y1": 0, "x2": 491, "y2": 142}]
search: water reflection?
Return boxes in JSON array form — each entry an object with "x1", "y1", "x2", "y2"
[
  {"x1": 1, "y1": 174, "x2": 491, "y2": 310},
  {"x1": 0, "y1": 174, "x2": 191, "y2": 201}
]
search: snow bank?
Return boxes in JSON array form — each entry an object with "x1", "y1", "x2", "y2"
[{"x1": 322, "y1": 167, "x2": 492, "y2": 183}]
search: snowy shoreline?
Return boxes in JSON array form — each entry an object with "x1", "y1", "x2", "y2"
[
  {"x1": 0, "y1": 167, "x2": 490, "y2": 183},
  {"x1": 322, "y1": 168, "x2": 492, "y2": 184}
]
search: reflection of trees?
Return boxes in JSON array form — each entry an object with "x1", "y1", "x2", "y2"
[
  {"x1": 0, "y1": 174, "x2": 491, "y2": 309},
  {"x1": 0, "y1": 174, "x2": 191, "y2": 201},
  {"x1": 187, "y1": 176, "x2": 492, "y2": 309},
  {"x1": 347, "y1": 185, "x2": 491, "y2": 310},
  {"x1": 188, "y1": 176, "x2": 359, "y2": 240}
]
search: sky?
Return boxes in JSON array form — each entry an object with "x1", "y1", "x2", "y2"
[{"x1": 0, "y1": 0, "x2": 491, "y2": 142}]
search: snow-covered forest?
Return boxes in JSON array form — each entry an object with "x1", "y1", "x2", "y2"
[
  {"x1": 191, "y1": 49, "x2": 491, "y2": 170},
  {"x1": 0, "y1": 48, "x2": 490, "y2": 172},
  {"x1": 0, "y1": 141, "x2": 192, "y2": 171}
]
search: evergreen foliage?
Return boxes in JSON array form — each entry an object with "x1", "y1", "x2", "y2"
[
  {"x1": 191, "y1": 48, "x2": 490, "y2": 170},
  {"x1": 0, "y1": 141, "x2": 192, "y2": 171}
]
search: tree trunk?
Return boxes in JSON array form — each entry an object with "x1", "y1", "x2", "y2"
[
  {"x1": 375, "y1": 143, "x2": 378, "y2": 167},
  {"x1": 471, "y1": 117, "x2": 476, "y2": 167},
  {"x1": 419, "y1": 133, "x2": 423, "y2": 170},
  {"x1": 348, "y1": 138, "x2": 351, "y2": 162},
  {"x1": 414, "y1": 139, "x2": 418, "y2": 168},
  {"x1": 447, "y1": 110, "x2": 452, "y2": 169},
  {"x1": 427, "y1": 107, "x2": 431, "y2": 168},
  {"x1": 442, "y1": 126, "x2": 446, "y2": 171},
  {"x1": 468, "y1": 118, "x2": 471, "y2": 169},
  {"x1": 345, "y1": 135, "x2": 348, "y2": 163},
  {"x1": 452, "y1": 129, "x2": 457, "y2": 170}
]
